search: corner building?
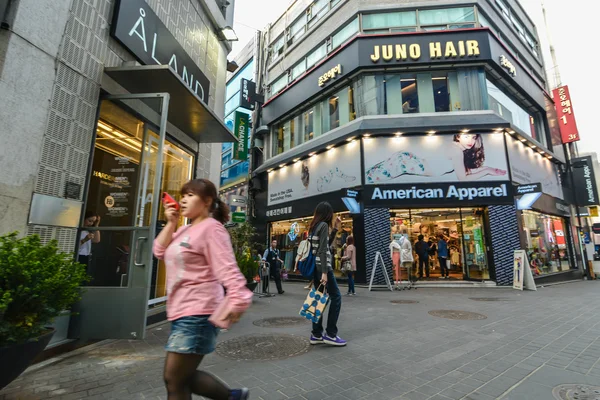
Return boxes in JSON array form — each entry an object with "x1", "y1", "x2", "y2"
[
  {"x1": 251, "y1": 0, "x2": 583, "y2": 286},
  {"x1": 1, "y1": 0, "x2": 236, "y2": 342}
]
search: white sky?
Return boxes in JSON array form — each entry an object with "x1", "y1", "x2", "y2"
[{"x1": 230, "y1": 0, "x2": 596, "y2": 155}]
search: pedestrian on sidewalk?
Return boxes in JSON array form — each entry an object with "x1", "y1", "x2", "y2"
[
  {"x1": 341, "y1": 235, "x2": 356, "y2": 295},
  {"x1": 308, "y1": 202, "x2": 346, "y2": 346},
  {"x1": 437, "y1": 234, "x2": 449, "y2": 279},
  {"x1": 263, "y1": 239, "x2": 285, "y2": 294},
  {"x1": 415, "y1": 234, "x2": 430, "y2": 279},
  {"x1": 153, "y1": 178, "x2": 252, "y2": 400}
]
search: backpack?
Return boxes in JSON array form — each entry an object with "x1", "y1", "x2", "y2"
[{"x1": 297, "y1": 233, "x2": 316, "y2": 278}]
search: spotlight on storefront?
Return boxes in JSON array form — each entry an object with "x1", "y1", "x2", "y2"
[
  {"x1": 395, "y1": 131, "x2": 403, "y2": 136},
  {"x1": 293, "y1": 158, "x2": 300, "y2": 163},
  {"x1": 509, "y1": 130, "x2": 516, "y2": 134},
  {"x1": 267, "y1": 168, "x2": 274, "y2": 173},
  {"x1": 326, "y1": 144, "x2": 334, "y2": 149},
  {"x1": 427, "y1": 130, "x2": 436, "y2": 136},
  {"x1": 220, "y1": 26, "x2": 238, "y2": 41},
  {"x1": 309, "y1": 152, "x2": 316, "y2": 157},
  {"x1": 363, "y1": 133, "x2": 371, "y2": 137},
  {"x1": 346, "y1": 136, "x2": 356, "y2": 142},
  {"x1": 461, "y1": 129, "x2": 470, "y2": 133},
  {"x1": 279, "y1": 163, "x2": 286, "y2": 168}
]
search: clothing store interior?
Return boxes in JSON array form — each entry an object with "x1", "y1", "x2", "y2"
[
  {"x1": 390, "y1": 207, "x2": 490, "y2": 281},
  {"x1": 269, "y1": 212, "x2": 354, "y2": 278}
]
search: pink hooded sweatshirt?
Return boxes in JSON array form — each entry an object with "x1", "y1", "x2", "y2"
[{"x1": 153, "y1": 217, "x2": 252, "y2": 321}]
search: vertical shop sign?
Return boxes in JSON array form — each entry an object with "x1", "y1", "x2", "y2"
[
  {"x1": 552, "y1": 85, "x2": 580, "y2": 144},
  {"x1": 572, "y1": 156, "x2": 600, "y2": 206},
  {"x1": 239, "y1": 78, "x2": 256, "y2": 110},
  {"x1": 233, "y1": 111, "x2": 249, "y2": 160}
]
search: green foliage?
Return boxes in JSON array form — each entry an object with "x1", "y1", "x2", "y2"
[
  {"x1": 229, "y1": 222, "x2": 260, "y2": 283},
  {"x1": 0, "y1": 232, "x2": 89, "y2": 346}
]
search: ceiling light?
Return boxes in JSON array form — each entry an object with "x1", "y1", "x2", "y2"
[
  {"x1": 427, "y1": 130, "x2": 436, "y2": 135},
  {"x1": 293, "y1": 158, "x2": 300, "y2": 163},
  {"x1": 267, "y1": 168, "x2": 274, "y2": 173},
  {"x1": 461, "y1": 129, "x2": 470, "y2": 133},
  {"x1": 279, "y1": 164, "x2": 286, "y2": 168},
  {"x1": 326, "y1": 144, "x2": 334, "y2": 149},
  {"x1": 346, "y1": 136, "x2": 356, "y2": 142},
  {"x1": 309, "y1": 152, "x2": 316, "y2": 157},
  {"x1": 363, "y1": 133, "x2": 371, "y2": 137},
  {"x1": 509, "y1": 130, "x2": 515, "y2": 134},
  {"x1": 520, "y1": 138, "x2": 526, "y2": 142},
  {"x1": 220, "y1": 26, "x2": 238, "y2": 41},
  {"x1": 395, "y1": 132, "x2": 403, "y2": 136}
]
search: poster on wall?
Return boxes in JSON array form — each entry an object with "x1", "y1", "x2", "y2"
[
  {"x1": 363, "y1": 133, "x2": 508, "y2": 185},
  {"x1": 268, "y1": 140, "x2": 361, "y2": 206},
  {"x1": 506, "y1": 136, "x2": 563, "y2": 200},
  {"x1": 88, "y1": 148, "x2": 139, "y2": 226}
]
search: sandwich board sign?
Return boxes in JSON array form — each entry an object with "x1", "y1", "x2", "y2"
[{"x1": 513, "y1": 250, "x2": 537, "y2": 291}]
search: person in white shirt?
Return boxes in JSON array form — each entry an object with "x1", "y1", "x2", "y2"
[{"x1": 78, "y1": 211, "x2": 101, "y2": 269}]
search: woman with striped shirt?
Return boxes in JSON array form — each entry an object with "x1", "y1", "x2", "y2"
[{"x1": 308, "y1": 202, "x2": 346, "y2": 347}]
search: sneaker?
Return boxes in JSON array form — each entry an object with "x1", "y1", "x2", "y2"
[
  {"x1": 352, "y1": 293, "x2": 356, "y2": 296},
  {"x1": 323, "y1": 334, "x2": 347, "y2": 346},
  {"x1": 229, "y1": 388, "x2": 249, "y2": 400},
  {"x1": 310, "y1": 334, "x2": 324, "y2": 345}
]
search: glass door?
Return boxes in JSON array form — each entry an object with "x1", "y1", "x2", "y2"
[{"x1": 71, "y1": 94, "x2": 169, "y2": 340}]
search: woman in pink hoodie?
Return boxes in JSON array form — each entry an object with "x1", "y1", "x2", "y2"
[{"x1": 153, "y1": 179, "x2": 252, "y2": 400}]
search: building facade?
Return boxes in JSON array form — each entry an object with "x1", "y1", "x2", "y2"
[
  {"x1": 1, "y1": 0, "x2": 237, "y2": 342},
  {"x1": 250, "y1": 0, "x2": 584, "y2": 286}
]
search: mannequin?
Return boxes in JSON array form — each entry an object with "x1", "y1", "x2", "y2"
[
  {"x1": 389, "y1": 236, "x2": 402, "y2": 285},
  {"x1": 389, "y1": 234, "x2": 415, "y2": 286}
]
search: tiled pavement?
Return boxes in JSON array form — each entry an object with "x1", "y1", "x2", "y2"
[{"x1": 2, "y1": 280, "x2": 600, "y2": 400}]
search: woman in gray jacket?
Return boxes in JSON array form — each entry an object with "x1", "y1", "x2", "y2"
[{"x1": 307, "y1": 202, "x2": 346, "y2": 346}]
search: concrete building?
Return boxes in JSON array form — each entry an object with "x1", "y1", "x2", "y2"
[
  {"x1": 0, "y1": 0, "x2": 237, "y2": 343},
  {"x1": 249, "y1": 0, "x2": 588, "y2": 287}
]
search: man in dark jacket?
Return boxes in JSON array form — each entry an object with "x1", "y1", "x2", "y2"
[{"x1": 415, "y1": 234, "x2": 430, "y2": 279}]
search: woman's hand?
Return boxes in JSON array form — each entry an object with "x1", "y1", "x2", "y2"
[
  {"x1": 94, "y1": 216, "x2": 101, "y2": 227},
  {"x1": 334, "y1": 216, "x2": 342, "y2": 230},
  {"x1": 320, "y1": 272, "x2": 328, "y2": 285},
  {"x1": 165, "y1": 203, "x2": 179, "y2": 224},
  {"x1": 225, "y1": 311, "x2": 244, "y2": 324}
]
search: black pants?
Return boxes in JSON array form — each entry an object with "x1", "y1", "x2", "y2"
[
  {"x1": 271, "y1": 266, "x2": 283, "y2": 294},
  {"x1": 418, "y1": 255, "x2": 429, "y2": 278},
  {"x1": 439, "y1": 257, "x2": 448, "y2": 277}
]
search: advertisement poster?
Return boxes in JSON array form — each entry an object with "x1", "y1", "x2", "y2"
[
  {"x1": 506, "y1": 137, "x2": 563, "y2": 200},
  {"x1": 513, "y1": 250, "x2": 537, "y2": 291},
  {"x1": 363, "y1": 133, "x2": 508, "y2": 185},
  {"x1": 268, "y1": 140, "x2": 361, "y2": 206},
  {"x1": 88, "y1": 148, "x2": 139, "y2": 226}
]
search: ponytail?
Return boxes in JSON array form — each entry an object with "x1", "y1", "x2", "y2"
[{"x1": 212, "y1": 198, "x2": 230, "y2": 225}]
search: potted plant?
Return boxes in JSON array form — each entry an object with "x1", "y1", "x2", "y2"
[
  {"x1": 229, "y1": 222, "x2": 261, "y2": 291},
  {"x1": 0, "y1": 232, "x2": 89, "y2": 390}
]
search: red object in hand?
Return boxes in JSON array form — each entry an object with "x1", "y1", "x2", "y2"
[{"x1": 162, "y1": 192, "x2": 180, "y2": 210}]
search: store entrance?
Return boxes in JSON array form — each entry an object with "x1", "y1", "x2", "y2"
[
  {"x1": 390, "y1": 208, "x2": 490, "y2": 281},
  {"x1": 72, "y1": 95, "x2": 193, "y2": 340}
]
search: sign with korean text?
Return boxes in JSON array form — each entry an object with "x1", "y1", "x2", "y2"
[
  {"x1": 318, "y1": 64, "x2": 342, "y2": 87},
  {"x1": 572, "y1": 156, "x2": 600, "y2": 206},
  {"x1": 111, "y1": 0, "x2": 210, "y2": 102},
  {"x1": 239, "y1": 78, "x2": 256, "y2": 110},
  {"x1": 233, "y1": 111, "x2": 249, "y2": 160},
  {"x1": 552, "y1": 85, "x2": 579, "y2": 144}
]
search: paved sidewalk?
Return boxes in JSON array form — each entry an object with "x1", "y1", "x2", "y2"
[{"x1": 2, "y1": 280, "x2": 600, "y2": 400}]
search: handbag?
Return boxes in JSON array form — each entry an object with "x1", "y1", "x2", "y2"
[
  {"x1": 342, "y1": 260, "x2": 352, "y2": 272},
  {"x1": 299, "y1": 284, "x2": 329, "y2": 323}
]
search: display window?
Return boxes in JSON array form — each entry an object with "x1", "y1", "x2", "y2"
[
  {"x1": 268, "y1": 212, "x2": 353, "y2": 278},
  {"x1": 390, "y1": 207, "x2": 489, "y2": 280},
  {"x1": 521, "y1": 210, "x2": 572, "y2": 275}
]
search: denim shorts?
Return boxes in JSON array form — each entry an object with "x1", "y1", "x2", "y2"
[{"x1": 165, "y1": 315, "x2": 219, "y2": 355}]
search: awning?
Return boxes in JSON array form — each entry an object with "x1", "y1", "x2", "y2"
[{"x1": 105, "y1": 65, "x2": 236, "y2": 143}]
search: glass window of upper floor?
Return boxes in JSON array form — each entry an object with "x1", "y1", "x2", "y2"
[{"x1": 268, "y1": 68, "x2": 547, "y2": 158}]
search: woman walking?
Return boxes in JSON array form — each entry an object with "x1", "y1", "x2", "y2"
[
  {"x1": 341, "y1": 236, "x2": 356, "y2": 295},
  {"x1": 153, "y1": 178, "x2": 252, "y2": 400},
  {"x1": 308, "y1": 202, "x2": 346, "y2": 346}
]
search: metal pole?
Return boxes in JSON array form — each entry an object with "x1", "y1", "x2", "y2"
[{"x1": 567, "y1": 146, "x2": 591, "y2": 279}]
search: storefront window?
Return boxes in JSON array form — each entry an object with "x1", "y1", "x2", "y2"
[
  {"x1": 390, "y1": 207, "x2": 489, "y2": 280},
  {"x1": 268, "y1": 212, "x2": 353, "y2": 278},
  {"x1": 487, "y1": 79, "x2": 539, "y2": 141},
  {"x1": 432, "y1": 75, "x2": 450, "y2": 112},
  {"x1": 522, "y1": 210, "x2": 572, "y2": 276}
]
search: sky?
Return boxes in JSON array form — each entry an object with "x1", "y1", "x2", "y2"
[{"x1": 230, "y1": 0, "x2": 597, "y2": 155}]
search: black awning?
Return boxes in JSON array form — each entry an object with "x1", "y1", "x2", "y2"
[{"x1": 105, "y1": 65, "x2": 236, "y2": 143}]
